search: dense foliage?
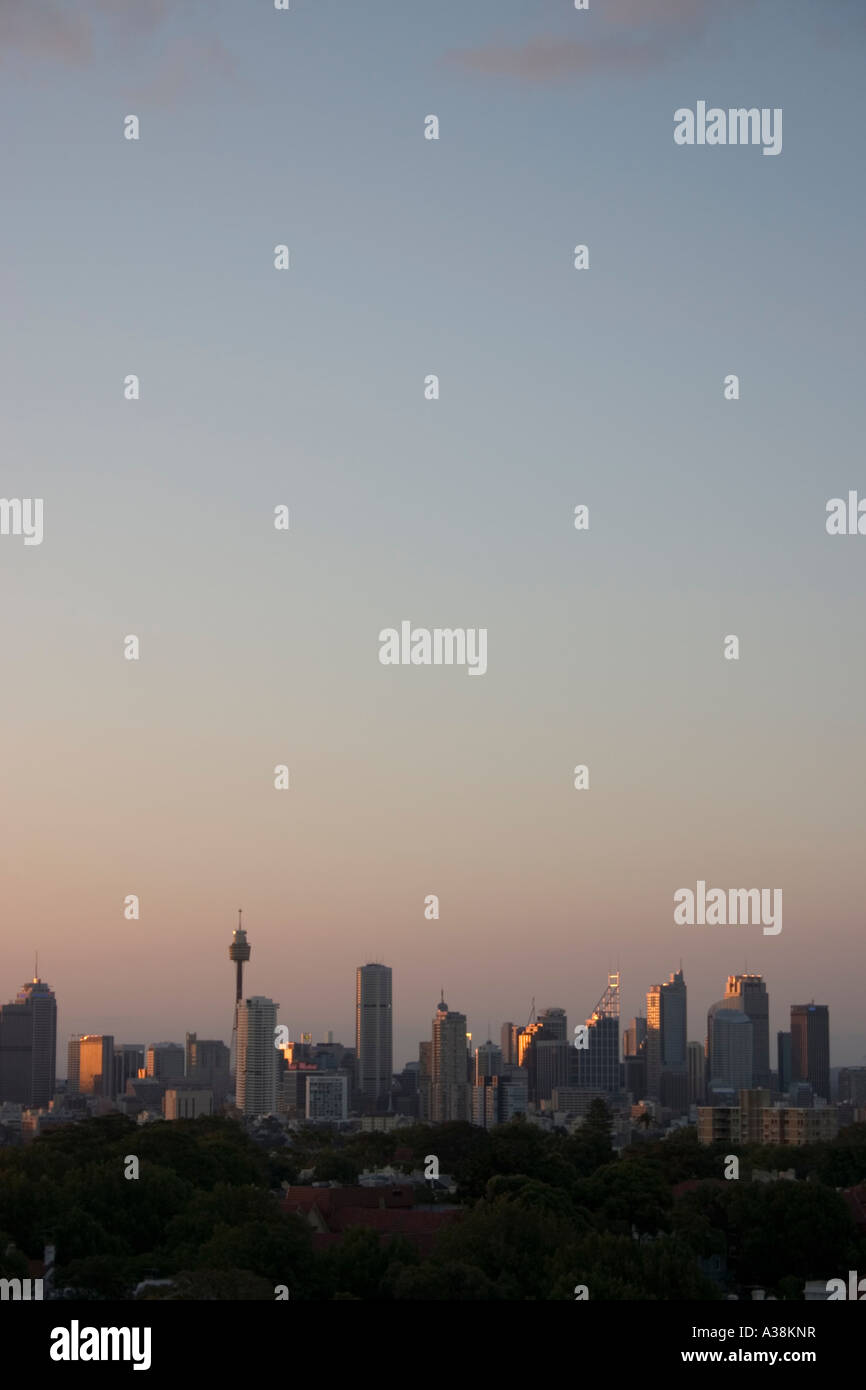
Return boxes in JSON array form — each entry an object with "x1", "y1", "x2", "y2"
[{"x1": 1, "y1": 1106, "x2": 863, "y2": 1299}]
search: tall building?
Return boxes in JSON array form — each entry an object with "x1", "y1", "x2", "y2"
[
  {"x1": 537, "y1": 1007, "x2": 568, "y2": 1042},
  {"x1": 646, "y1": 968, "x2": 687, "y2": 1101},
  {"x1": 687, "y1": 1040, "x2": 705, "y2": 1105},
  {"x1": 418, "y1": 1039, "x2": 433, "y2": 1121},
  {"x1": 724, "y1": 975, "x2": 770, "y2": 1088},
  {"x1": 431, "y1": 994, "x2": 470, "y2": 1123},
  {"x1": 777, "y1": 1031, "x2": 792, "y2": 1094},
  {"x1": 228, "y1": 910, "x2": 251, "y2": 1073},
  {"x1": 623, "y1": 1016, "x2": 647, "y2": 1058},
  {"x1": 236, "y1": 997, "x2": 278, "y2": 1115},
  {"x1": 114, "y1": 1044, "x2": 145, "y2": 1096},
  {"x1": 500, "y1": 1022, "x2": 520, "y2": 1066},
  {"x1": 533, "y1": 1039, "x2": 571, "y2": 1102},
  {"x1": 306, "y1": 1073, "x2": 348, "y2": 1123},
  {"x1": 68, "y1": 1035, "x2": 114, "y2": 1097},
  {"x1": 706, "y1": 1006, "x2": 753, "y2": 1094},
  {"x1": 474, "y1": 1039, "x2": 503, "y2": 1083},
  {"x1": 355, "y1": 963, "x2": 393, "y2": 1110},
  {"x1": 146, "y1": 1042, "x2": 185, "y2": 1081},
  {"x1": 838, "y1": 1069, "x2": 866, "y2": 1107},
  {"x1": 0, "y1": 973, "x2": 57, "y2": 1107},
  {"x1": 185, "y1": 1035, "x2": 231, "y2": 1105},
  {"x1": 791, "y1": 1003, "x2": 830, "y2": 1103},
  {"x1": 572, "y1": 973, "x2": 621, "y2": 1094}
]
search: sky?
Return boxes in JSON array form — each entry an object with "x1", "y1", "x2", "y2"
[{"x1": 1, "y1": 0, "x2": 865, "y2": 1073}]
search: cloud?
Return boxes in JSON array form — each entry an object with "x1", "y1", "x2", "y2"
[
  {"x1": 0, "y1": 2, "x2": 92, "y2": 66},
  {"x1": 445, "y1": 0, "x2": 754, "y2": 83},
  {"x1": 0, "y1": 0, "x2": 236, "y2": 98}
]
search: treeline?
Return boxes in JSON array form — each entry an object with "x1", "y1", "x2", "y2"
[{"x1": 0, "y1": 1106, "x2": 863, "y2": 1299}]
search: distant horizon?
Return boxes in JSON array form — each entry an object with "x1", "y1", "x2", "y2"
[{"x1": 3, "y1": 957, "x2": 859, "y2": 1085}]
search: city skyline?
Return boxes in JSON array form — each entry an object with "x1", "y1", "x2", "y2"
[{"x1": 0, "y1": 949, "x2": 855, "y2": 1085}]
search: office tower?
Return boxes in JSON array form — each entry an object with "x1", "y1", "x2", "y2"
[
  {"x1": 624, "y1": 1016, "x2": 647, "y2": 1058},
  {"x1": 355, "y1": 963, "x2": 393, "y2": 1110},
  {"x1": 0, "y1": 973, "x2": 57, "y2": 1107},
  {"x1": 707, "y1": 1005, "x2": 753, "y2": 1093},
  {"x1": 68, "y1": 1035, "x2": 114, "y2": 1097},
  {"x1": 472, "y1": 1074, "x2": 499, "y2": 1128},
  {"x1": 164, "y1": 1088, "x2": 213, "y2": 1120},
  {"x1": 687, "y1": 1040, "x2": 705, "y2": 1105},
  {"x1": 113, "y1": 1044, "x2": 145, "y2": 1097},
  {"x1": 185, "y1": 1034, "x2": 231, "y2": 1104},
  {"x1": 777, "y1": 1031, "x2": 792, "y2": 1094},
  {"x1": 838, "y1": 1068, "x2": 866, "y2": 1107},
  {"x1": 418, "y1": 1039, "x2": 433, "y2": 1121},
  {"x1": 145, "y1": 1042, "x2": 185, "y2": 1081},
  {"x1": 791, "y1": 1003, "x2": 830, "y2": 1103},
  {"x1": 431, "y1": 994, "x2": 470, "y2": 1123},
  {"x1": 534, "y1": 1039, "x2": 571, "y2": 1102},
  {"x1": 646, "y1": 968, "x2": 687, "y2": 1100},
  {"x1": 574, "y1": 973, "x2": 620, "y2": 1094},
  {"x1": 306, "y1": 1073, "x2": 348, "y2": 1123},
  {"x1": 473, "y1": 1068, "x2": 530, "y2": 1128},
  {"x1": 498, "y1": 1069, "x2": 529, "y2": 1121},
  {"x1": 474, "y1": 1039, "x2": 502, "y2": 1084},
  {"x1": 500, "y1": 1022, "x2": 520, "y2": 1065},
  {"x1": 624, "y1": 1055, "x2": 647, "y2": 1101},
  {"x1": 236, "y1": 997, "x2": 278, "y2": 1115},
  {"x1": 537, "y1": 1007, "x2": 568, "y2": 1042},
  {"x1": 228, "y1": 910, "x2": 251, "y2": 1073},
  {"x1": 516, "y1": 1026, "x2": 534, "y2": 1066},
  {"x1": 724, "y1": 975, "x2": 770, "y2": 1088}
]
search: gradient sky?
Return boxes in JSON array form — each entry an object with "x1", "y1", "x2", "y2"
[{"x1": 1, "y1": 0, "x2": 865, "y2": 1074}]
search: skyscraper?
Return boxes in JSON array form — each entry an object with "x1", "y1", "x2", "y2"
[
  {"x1": 574, "y1": 972, "x2": 621, "y2": 1094},
  {"x1": 228, "y1": 910, "x2": 251, "y2": 1073},
  {"x1": 791, "y1": 1003, "x2": 830, "y2": 1103},
  {"x1": 68, "y1": 1035, "x2": 114, "y2": 1097},
  {"x1": 355, "y1": 963, "x2": 393, "y2": 1111},
  {"x1": 145, "y1": 1042, "x2": 185, "y2": 1081},
  {"x1": 537, "y1": 1007, "x2": 568, "y2": 1042},
  {"x1": 474, "y1": 1039, "x2": 503, "y2": 1084},
  {"x1": 113, "y1": 1044, "x2": 145, "y2": 1097},
  {"x1": 431, "y1": 993, "x2": 470, "y2": 1123},
  {"x1": 0, "y1": 973, "x2": 57, "y2": 1107},
  {"x1": 623, "y1": 1016, "x2": 647, "y2": 1058},
  {"x1": 687, "y1": 1040, "x2": 705, "y2": 1104},
  {"x1": 777, "y1": 1030, "x2": 792, "y2": 1093},
  {"x1": 500, "y1": 1022, "x2": 520, "y2": 1065},
  {"x1": 646, "y1": 968, "x2": 687, "y2": 1102},
  {"x1": 236, "y1": 996, "x2": 278, "y2": 1115},
  {"x1": 724, "y1": 974, "x2": 770, "y2": 1088},
  {"x1": 185, "y1": 1034, "x2": 231, "y2": 1104},
  {"x1": 706, "y1": 1005, "x2": 753, "y2": 1093}
]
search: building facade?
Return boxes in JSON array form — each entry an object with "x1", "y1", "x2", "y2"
[
  {"x1": 355, "y1": 963, "x2": 393, "y2": 1110},
  {"x1": 236, "y1": 996, "x2": 278, "y2": 1115}
]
